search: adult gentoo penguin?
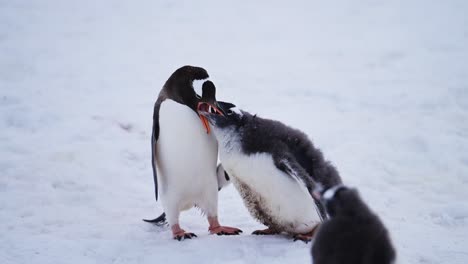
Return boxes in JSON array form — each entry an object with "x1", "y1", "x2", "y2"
[
  {"x1": 311, "y1": 185, "x2": 396, "y2": 264},
  {"x1": 144, "y1": 74, "x2": 233, "y2": 226},
  {"x1": 199, "y1": 106, "x2": 342, "y2": 242},
  {"x1": 146, "y1": 66, "x2": 241, "y2": 240}
]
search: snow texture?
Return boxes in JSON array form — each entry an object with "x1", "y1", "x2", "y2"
[{"x1": 1, "y1": 0, "x2": 467, "y2": 263}]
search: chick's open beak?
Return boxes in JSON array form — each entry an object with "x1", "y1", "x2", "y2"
[{"x1": 197, "y1": 102, "x2": 224, "y2": 134}]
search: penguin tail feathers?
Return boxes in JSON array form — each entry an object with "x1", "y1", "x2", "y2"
[{"x1": 143, "y1": 212, "x2": 167, "y2": 226}]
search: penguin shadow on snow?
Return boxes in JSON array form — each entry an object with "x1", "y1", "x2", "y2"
[{"x1": 310, "y1": 185, "x2": 396, "y2": 264}]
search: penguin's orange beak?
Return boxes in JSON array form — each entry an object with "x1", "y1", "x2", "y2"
[
  {"x1": 200, "y1": 115, "x2": 211, "y2": 134},
  {"x1": 197, "y1": 102, "x2": 224, "y2": 134}
]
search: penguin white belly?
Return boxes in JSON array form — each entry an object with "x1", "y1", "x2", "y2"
[
  {"x1": 222, "y1": 152, "x2": 320, "y2": 234},
  {"x1": 156, "y1": 100, "x2": 218, "y2": 214}
]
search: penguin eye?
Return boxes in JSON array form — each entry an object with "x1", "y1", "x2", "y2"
[{"x1": 226, "y1": 109, "x2": 233, "y2": 115}]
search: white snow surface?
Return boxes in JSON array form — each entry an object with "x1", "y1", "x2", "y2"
[{"x1": 1, "y1": 0, "x2": 467, "y2": 263}]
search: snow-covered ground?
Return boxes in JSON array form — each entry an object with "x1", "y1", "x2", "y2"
[{"x1": 1, "y1": 0, "x2": 468, "y2": 263}]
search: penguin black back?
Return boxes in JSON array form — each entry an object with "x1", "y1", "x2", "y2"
[
  {"x1": 240, "y1": 113, "x2": 341, "y2": 189},
  {"x1": 311, "y1": 186, "x2": 396, "y2": 264}
]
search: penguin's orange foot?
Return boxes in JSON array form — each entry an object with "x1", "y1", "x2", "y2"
[
  {"x1": 252, "y1": 227, "x2": 279, "y2": 235},
  {"x1": 209, "y1": 226, "x2": 243, "y2": 236},
  {"x1": 172, "y1": 224, "x2": 197, "y2": 241},
  {"x1": 292, "y1": 224, "x2": 320, "y2": 243},
  {"x1": 173, "y1": 231, "x2": 197, "y2": 241}
]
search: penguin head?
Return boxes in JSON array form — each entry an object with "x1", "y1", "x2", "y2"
[
  {"x1": 314, "y1": 185, "x2": 362, "y2": 218},
  {"x1": 196, "y1": 81, "x2": 226, "y2": 134},
  {"x1": 200, "y1": 80, "x2": 217, "y2": 105},
  {"x1": 164, "y1": 65, "x2": 209, "y2": 108},
  {"x1": 198, "y1": 103, "x2": 244, "y2": 132}
]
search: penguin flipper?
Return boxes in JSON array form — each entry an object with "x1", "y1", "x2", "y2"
[
  {"x1": 273, "y1": 153, "x2": 327, "y2": 221},
  {"x1": 146, "y1": 121, "x2": 168, "y2": 224},
  {"x1": 273, "y1": 155, "x2": 314, "y2": 193},
  {"x1": 151, "y1": 131, "x2": 158, "y2": 201},
  {"x1": 152, "y1": 101, "x2": 162, "y2": 201}
]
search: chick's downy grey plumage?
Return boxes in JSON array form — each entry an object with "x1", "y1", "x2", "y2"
[{"x1": 200, "y1": 107, "x2": 342, "y2": 241}]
